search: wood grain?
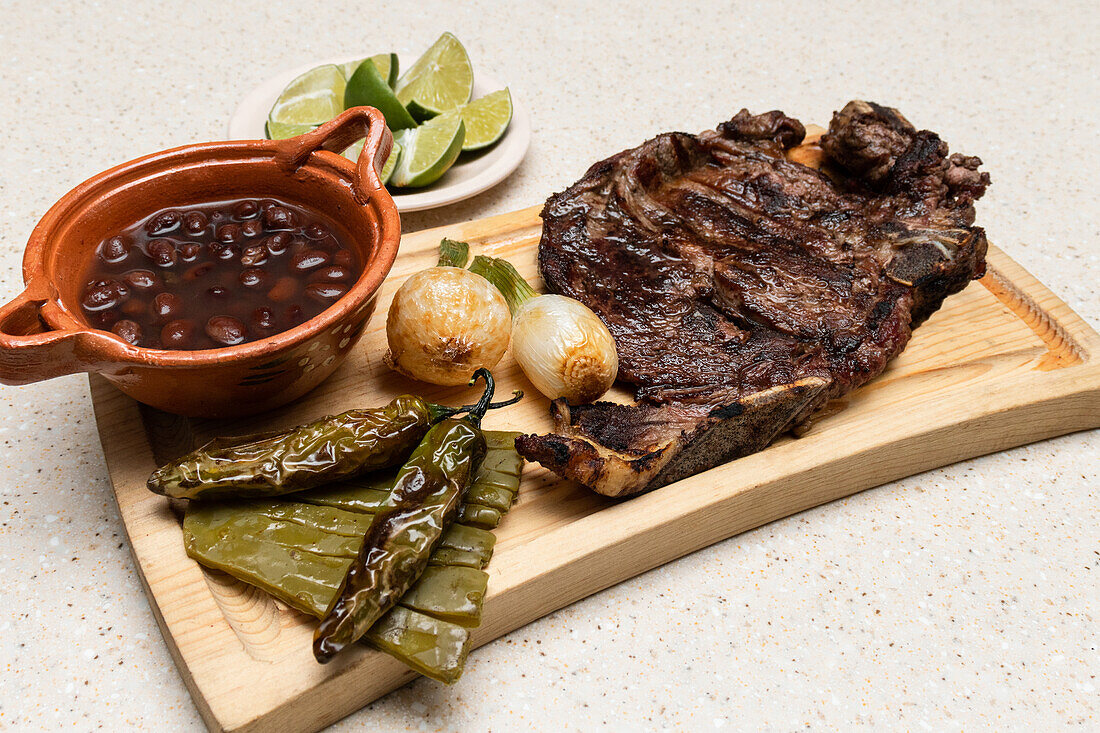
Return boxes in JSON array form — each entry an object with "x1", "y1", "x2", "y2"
[{"x1": 90, "y1": 205, "x2": 1100, "y2": 733}]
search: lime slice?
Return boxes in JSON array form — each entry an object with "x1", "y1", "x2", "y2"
[
  {"x1": 265, "y1": 120, "x2": 316, "y2": 139},
  {"x1": 344, "y1": 58, "x2": 417, "y2": 130},
  {"x1": 339, "y1": 53, "x2": 398, "y2": 87},
  {"x1": 389, "y1": 113, "x2": 465, "y2": 188},
  {"x1": 342, "y1": 140, "x2": 401, "y2": 185},
  {"x1": 268, "y1": 64, "x2": 346, "y2": 126},
  {"x1": 456, "y1": 88, "x2": 512, "y2": 151},
  {"x1": 394, "y1": 32, "x2": 473, "y2": 120}
]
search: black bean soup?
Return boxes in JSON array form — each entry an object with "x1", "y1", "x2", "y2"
[{"x1": 79, "y1": 199, "x2": 362, "y2": 350}]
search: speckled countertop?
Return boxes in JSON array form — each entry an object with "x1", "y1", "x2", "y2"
[{"x1": 1, "y1": 1, "x2": 1097, "y2": 730}]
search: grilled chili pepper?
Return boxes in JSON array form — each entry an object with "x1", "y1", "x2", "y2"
[
  {"x1": 312, "y1": 369, "x2": 518, "y2": 663},
  {"x1": 182, "y1": 424, "x2": 523, "y2": 679},
  {"x1": 148, "y1": 395, "x2": 463, "y2": 500},
  {"x1": 298, "y1": 481, "x2": 394, "y2": 514}
]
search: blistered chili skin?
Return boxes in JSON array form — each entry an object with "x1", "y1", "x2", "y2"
[
  {"x1": 146, "y1": 396, "x2": 437, "y2": 500},
  {"x1": 78, "y1": 198, "x2": 362, "y2": 350},
  {"x1": 313, "y1": 418, "x2": 486, "y2": 663}
]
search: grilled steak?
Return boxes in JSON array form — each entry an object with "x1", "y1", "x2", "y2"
[{"x1": 517, "y1": 101, "x2": 990, "y2": 497}]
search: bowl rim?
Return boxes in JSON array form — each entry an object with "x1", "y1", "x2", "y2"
[{"x1": 22, "y1": 137, "x2": 401, "y2": 368}]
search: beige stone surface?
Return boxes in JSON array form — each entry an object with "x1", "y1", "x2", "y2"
[{"x1": 0, "y1": 0, "x2": 1096, "y2": 729}]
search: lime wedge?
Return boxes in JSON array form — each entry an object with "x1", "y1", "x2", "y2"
[
  {"x1": 394, "y1": 32, "x2": 473, "y2": 120},
  {"x1": 457, "y1": 88, "x2": 512, "y2": 151},
  {"x1": 389, "y1": 113, "x2": 465, "y2": 188},
  {"x1": 339, "y1": 53, "x2": 398, "y2": 87},
  {"x1": 268, "y1": 64, "x2": 346, "y2": 126},
  {"x1": 342, "y1": 140, "x2": 401, "y2": 185},
  {"x1": 344, "y1": 58, "x2": 417, "y2": 130},
  {"x1": 265, "y1": 120, "x2": 317, "y2": 140},
  {"x1": 378, "y1": 141, "x2": 401, "y2": 184},
  {"x1": 378, "y1": 141, "x2": 400, "y2": 184}
]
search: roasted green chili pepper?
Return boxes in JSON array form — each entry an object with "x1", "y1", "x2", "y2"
[
  {"x1": 312, "y1": 370, "x2": 517, "y2": 663},
  {"x1": 148, "y1": 395, "x2": 462, "y2": 500},
  {"x1": 182, "y1": 425, "x2": 523, "y2": 680}
]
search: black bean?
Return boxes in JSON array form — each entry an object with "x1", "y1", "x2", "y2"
[
  {"x1": 124, "y1": 269, "x2": 159, "y2": 291},
  {"x1": 144, "y1": 210, "x2": 182, "y2": 236},
  {"x1": 112, "y1": 319, "x2": 143, "y2": 345},
  {"x1": 240, "y1": 245, "x2": 268, "y2": 267},
  {"x1": 213, "y1": 244, "x2": 239, "y2": 261},
  {"x1": 290, "y1": 249, "x2": 329, "y2": 273},
  {"x1": 239, "y1": 268, "x2": 268, "y2": 289},
  {"x1": 304, "y1": 223, "x2": 330, "y2": 240},
  {"x1": 206, "y1": 315, "x2": 247, "y2": 346},
  {"x1": 151, "y1": 292, "x2": 183, "y2": 324},
  {"x1": 332, "y1": 250, "x2": 354, "y2": 268},
  {"x1": 305, "y1": 283, "x2": 348, "y2": 302},
  {"x1": 263, "y1": 206, "x2": 296, "y2": 230},
  {"x1": 183, "y1": 211, "x2": 208, "y2": 235},
  {"x1": 82, "y1": 278, "x2": 129, "y2": 311},
  {"x1": 146, "y1": 239, "x2": 178, "y2": 267},
  {"x1": 311, "y1": 265, "x2": 351, "y2": 283},
  {"x1": 101, "y1": 236, "x2": 131, "y2": 264},
  {"x1": 160, "y1": 319, "x2": 196, "y2": 349},
  {"x1": 265, "y1": 232, "x2": 292, "y2": 255},
  {"x1": 206, "y1": 286, "x2": 230, "y2": 300},
  {"x1": 241, "y1": 219, "x2": 263, "y2": 238},
  {"x1": 178, "y1": 242, "x2": 202, "y2": 261},
  {"x1": 234, "y1": 200, "x2": 260, "y2": 220},
  {"x1": 216, "y1": 223, "x2": 242, "y2": 244},
  {"x1": 251, "y1": 307, "x2": 278, "y2": 335}
]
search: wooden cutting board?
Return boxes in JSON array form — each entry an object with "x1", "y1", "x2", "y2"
[{"x1": 90, "y1": 204, "x2": 1100, "y2": 733}]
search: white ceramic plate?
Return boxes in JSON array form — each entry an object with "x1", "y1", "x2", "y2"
[{"x1": 228, "y1": 59, "x2": 530, "y2": 212}]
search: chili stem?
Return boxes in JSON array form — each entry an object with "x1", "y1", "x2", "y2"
[
  {"x1": 465, "y1": 368, "x2": 495, "y2": 426},
  {"x1": 426, "y1": 389, "x2": 523, "y2": 425}
]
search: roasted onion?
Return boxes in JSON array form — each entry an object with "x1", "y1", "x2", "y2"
[
  {"x1": 385, "y1": 266, "x2": 511, "y2": 386},
  {"x1": 469, "y1": 255, "x2": 618, "y2": 403}
]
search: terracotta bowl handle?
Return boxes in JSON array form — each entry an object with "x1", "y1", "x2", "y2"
[
  {"x1": 273, "y1": 106, "x2": 393, "y2": 203},
  {"x1": 0, "y1": 291, "x2": 95, "y2": 384}
]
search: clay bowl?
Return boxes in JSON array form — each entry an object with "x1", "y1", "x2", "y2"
[{"x1": 0, "y1": 107, "x2": 399, "y2": 418}]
